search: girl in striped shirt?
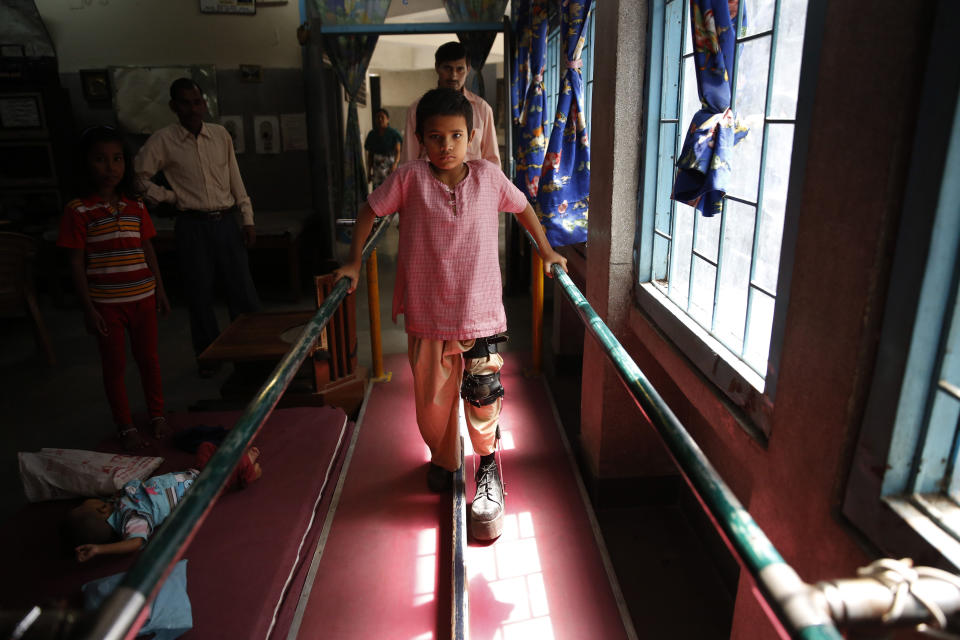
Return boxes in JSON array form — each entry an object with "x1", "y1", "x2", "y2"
[{"x1": 58, "y1": 126, "x2": 171, "y2": 450}]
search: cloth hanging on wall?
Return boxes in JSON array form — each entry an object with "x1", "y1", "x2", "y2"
[
  {"x1": 443, "y1": 0, "x2": 509, "y2": 100},
  {"x1": 309, "y1": 0, "x2": 391, "y2": 221},
  {"x1": 510, "y1": 0, "x2": 531, "y2": 128},
  {"x1": 671, "y1": 0, "x2": 749, "y2": 217},
  {"x1": 535, "y1": 0, "x2": 593, "y2": 247},
  {"x1": 513, "y1": 0, "x2": 549, "y2": 201}
]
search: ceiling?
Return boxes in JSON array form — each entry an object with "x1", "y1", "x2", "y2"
[{"x1": 368, "y1": 2, "x2": 506, "y2": 72}]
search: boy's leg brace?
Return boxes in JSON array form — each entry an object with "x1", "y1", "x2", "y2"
[{"x1": 461, "y1": 335, "x2": 507, "y2": 456}]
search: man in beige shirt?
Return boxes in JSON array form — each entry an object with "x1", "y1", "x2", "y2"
[
  {"x1": 401, "y1": 41, "x2": 501, "y2": 168},
  {"x1": 135, "y1": 78, "x2": 260, "y2": 376}
]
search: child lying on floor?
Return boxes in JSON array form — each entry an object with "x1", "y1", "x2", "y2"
[{"x1": 66, "y1": 444, "x2": 262, "y2": 562}]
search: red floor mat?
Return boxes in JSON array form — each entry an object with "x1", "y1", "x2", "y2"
[
  {"x1": 296, "y1": 353, "x2": 629, "y2": 640},
  {"x1": 2, "y1": 406, "x2": 349, "y2": 640}
]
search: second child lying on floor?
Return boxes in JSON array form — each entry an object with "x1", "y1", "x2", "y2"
[{"x1": 65, "y1": 444, "x2": 262, "y2": 562}]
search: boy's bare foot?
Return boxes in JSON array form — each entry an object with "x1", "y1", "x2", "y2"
[
  {"x1": 118, "y1": 425, "x2": 146, "y2": 451},
  {"x1": 151, "y1": 416, "x2": 171, "y2": 439}
]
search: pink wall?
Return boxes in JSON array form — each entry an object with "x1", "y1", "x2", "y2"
[{"x1": 584, "y1": 1, "x2": 935, "y2": 638}]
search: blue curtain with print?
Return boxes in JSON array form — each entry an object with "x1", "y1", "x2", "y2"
[
  {"x1": 310, "y1": 0, "x2": 391, "y2": 222},
  {"x1": 514, "y1": 0, "x2": 549, "y2": 200},
  {"x1": 511, "y1": 0, "x2": 531, "y2": 127},
  {"x1": 536, "y1": 0, "x2": 593, "y2": 246},
  {"x1": 671, "y1": 0, "x2": 748, "y2": 217},
  {"x1": 443, "y1": 0, "x2": 509, "y2": 100}
]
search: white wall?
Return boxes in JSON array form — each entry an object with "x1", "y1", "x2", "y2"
[
  {"x1": 376, "y1": 68, "x2": 439, "y2": 107},
  {"x1": 35, "y1": 0, "x2": 303, "y2": 72}
]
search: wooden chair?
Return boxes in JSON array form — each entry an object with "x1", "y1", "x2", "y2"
[{"x1": 0, "y1": 232, "x2": 56, "y2": 365}]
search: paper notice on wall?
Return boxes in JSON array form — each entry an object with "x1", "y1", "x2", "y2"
[
  {"x1": 281, "y1": 113, "x2": 308, "y2": 151},
  {"x1": 253, "y1": 115, "x2": 280, "y2": 154}
]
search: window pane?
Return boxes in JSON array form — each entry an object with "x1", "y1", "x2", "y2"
[
  {"x1": 728, "y1": 36, "x2": 771, "y2": 203},
  {"x1": 681, "y1": 0, "x2": 692, "y2": 56},
  {"x1": 769, "y1": 0, "x2": 809, "y2": 119},
  {"x1": 744, "y1": 288, "x2": 775, "y2": 374},
  {"x1": 680, "y1": 56, "x2": 700, "y2": 137},
  {"x1": 657, "y1": 122, "x2": 678, "y2": 234},
  {"x1": 694, "y1": 208, "x2": 721, "y2": 263},
  {"x1": 661, "y1": 0, "x2": 684, "y2": 119},
  {"x1": 742, "y1": 0, "x2": 775, "y2": 37},
  {"x1": 690, "y1": 256, "x2": 717, "y2": 327},
  {"x1": 653, "y1": 233, "x2": 671, "y2": 288},
  {"x1": 754, "y1": 123, "x2": 793, "y2": 293},
  {"x1": 670, "y1": 202, "x2": 696, "y2": 307},
  {"x1": 714, "y1": 201, "x2": 756, "y2": 351}
]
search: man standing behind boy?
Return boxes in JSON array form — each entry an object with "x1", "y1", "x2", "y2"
[
  {"x1": 135, "y1": 78, "x2": 261, "y2": 376},
  {"x1": 401, "y1": 41, "x2": 501, "y2": 168}
]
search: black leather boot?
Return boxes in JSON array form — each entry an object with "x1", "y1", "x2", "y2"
[{"x1": 470, "y1": 458, "x2": 504, "y2": 540}]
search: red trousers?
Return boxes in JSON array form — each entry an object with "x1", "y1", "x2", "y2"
[{"x1": 94, "y1": 297, "x2": 164, "y2": 426}]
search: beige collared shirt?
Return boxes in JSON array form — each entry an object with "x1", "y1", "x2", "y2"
[
  {"x1": 135, "y1": 122, "x2": 255, "y2": 226},
  {"x1": 401, "y1": 88, "x2": 501, "y2": 168}
]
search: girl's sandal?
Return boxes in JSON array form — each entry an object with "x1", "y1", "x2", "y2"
[
  {"x1": 118, "y1": 426, "x2": 146, "y2": 451},
  {"x1": 151, "y1": 416, "x2": 171, "y2": 439}
]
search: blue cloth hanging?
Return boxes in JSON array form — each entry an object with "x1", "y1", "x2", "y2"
[
  {"x1": 671, "y1": 0, "x2": 749, "y2": 217},
  {"x1": 536, "y1": 0, "x2": 593, "y2": 247},
  {"x1": 514, "y1": 0, "x2": 549, "y2": 201}
]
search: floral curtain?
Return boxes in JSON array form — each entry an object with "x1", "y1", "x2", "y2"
[
  {"x1": 443, "y1": 0, "x2": 509, "y2": 100},
  {"x1": 671, "y1": 0, "x2": 748, "y2": 217},
  {"x1": 510, "y1": 0, "x2": 531, "y2": 128},
  {"x1": 309, "y1": 0, "x2": 391, "y2": 222},
  {"x1": 536, "y1": 0, "x2": 592, "y2": 247},
  {"x1": 514, "y1": 0, "x2": 549, "y2": 200}
]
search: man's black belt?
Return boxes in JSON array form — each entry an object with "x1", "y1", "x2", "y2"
[{"x1": 180, "y1": 206, "x2": 238, "y2": 219}]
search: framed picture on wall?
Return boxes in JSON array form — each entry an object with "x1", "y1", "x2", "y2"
[
  {"x1": 0, "y1": 93, "x2": 44, "y2": 131},
  {"x1": 253, "y1": 115, "x2": 280, "y2": 154},
  {"x1": 80, "y1": 69, "x2": 112, "y2": 104},
  {"x1": 220, "y1": 115, "x2": 245, "y2": 154},
  {"x1": 239, "y1": 64, "x2": 262, "y2": 83},
  {"x1": 200, "y1": 0, "x2": 255, "y2": 15}
]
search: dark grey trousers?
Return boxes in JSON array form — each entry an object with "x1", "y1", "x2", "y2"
[{"x1": 174, "y1": 212, "x2": 261, "y2": 357}]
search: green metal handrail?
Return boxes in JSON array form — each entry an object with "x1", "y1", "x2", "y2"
[
  {"x1": 539, "y1": 254, "x2": 842, "y2": 639},
  {"x1": 83, "y1": 216, "x2": 395, "y2": 640}
]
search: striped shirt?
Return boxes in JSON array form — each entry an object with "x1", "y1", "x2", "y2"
[
  {"x1": 108, "y1": 470, "x2": 199, "y2": 541},
  {"x1": 367, "y1": 159, "x2": 528, "y2": 340},
  {"x1": 57, "y1": 195, "x2": 157, "y2": 304}
]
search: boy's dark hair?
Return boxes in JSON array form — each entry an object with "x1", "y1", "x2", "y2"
[
  {"x1": 170, "y1": 77, "x2": 201, "y2": 101},
  {"x1": 64, "y1": 509, "x2": 115, "y2": 547},
  {"x1": 415, "y1": 88, "x2": 474, "y2": 139},
  {"x1": 435, "y1": 42, "x2": 468, "y2": 66},
  {"x1": 375, "y1": 108, "x2": 389, "y2": 119},
  {"x1": 76, "y1": 125, "x2": 139, "y2": 199}
]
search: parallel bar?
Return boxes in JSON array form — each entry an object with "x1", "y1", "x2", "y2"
[
  {"x1": 531, "y1": 252, "x2": 544, "y2": 374},
  {"x1": 85, "y1": 216, "x2": 396, "y2": 640},
  {"x1": 452, "y1": 437, "x2": 468, "y2": 640},
  {"x1": 315, "y1": 21, "x2": 503, "y2": 35},
  {"x1": 530, "y1": 223, "x2": 842, "y2": 638},
  {"x1": 365, "y1": 248, "x2": 386, "y2": 380}
]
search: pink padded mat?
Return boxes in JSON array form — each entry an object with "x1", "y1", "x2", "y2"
[{"x1": 1, "y1": 406, "x2": 351, "y2": 640}]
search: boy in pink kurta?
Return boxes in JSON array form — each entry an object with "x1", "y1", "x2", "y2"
[{"x1": 336, "y1": 88, "x2": 566, "y2": 541}]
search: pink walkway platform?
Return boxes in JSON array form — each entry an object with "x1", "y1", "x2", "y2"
[{"x1": 293, "y1": 353, "x2": 633, "y2": 640}]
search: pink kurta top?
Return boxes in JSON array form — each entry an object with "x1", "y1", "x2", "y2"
[{"x1": 366, "y1": 159, "x2": 528, "y2": 340}]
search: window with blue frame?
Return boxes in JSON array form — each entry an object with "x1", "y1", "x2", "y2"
[
  {"x1": 843, "y1": 13, "x2": 960, "y2": 564},
  {"x1": 637, "y1": 0, "x2": 809, "y2": 432}
]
